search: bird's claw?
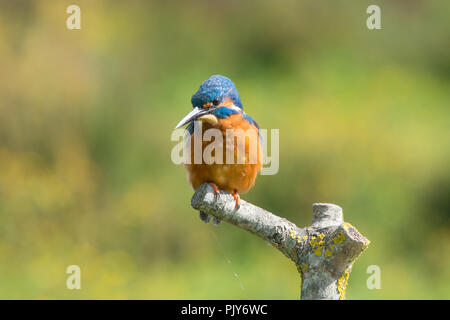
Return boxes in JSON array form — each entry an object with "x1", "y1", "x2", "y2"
[
  {"x1": 232, "y1": 190, "x2": 240, "y2": 211},
  {"x1": 198, "y1": 183, "x2": 222, "y2": 225},
  {"x1": 209, "y1": 182, "x2": 220, "y2": 201}
]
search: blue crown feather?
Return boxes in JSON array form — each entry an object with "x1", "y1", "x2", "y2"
[{"x1": 191, "y1": 75, "x2": 243, "y2": 109}]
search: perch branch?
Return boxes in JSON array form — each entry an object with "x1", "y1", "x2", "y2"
[{"x1": 191, "y1": 183, "x2": 370, "y2": 300}]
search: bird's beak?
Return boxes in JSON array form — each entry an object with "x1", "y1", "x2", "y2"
[{"x1": 175, "y1": 107, "x2": 209, "y2": 129}]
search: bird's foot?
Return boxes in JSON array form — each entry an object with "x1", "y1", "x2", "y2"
[
  {"x1": 199, "y1": 184, "x2": 222, "y2": 225},
  {"x1": 232, "y1": 190, "x2": 240, "y2": 211},
  {"x1": 209, "y1": 182, "x2": 220, "y2": 194},
  {"x1": 208, "y1": 182, "x2": 220, "y2": 202}
]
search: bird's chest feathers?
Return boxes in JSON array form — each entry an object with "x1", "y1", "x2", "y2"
[
  {"x1": 185, "y1": 114, "x2": 261, "y2": 194},
  {"x1": 193, "y1": 114, "x2": 255, "y2": 150},
  {"x1": 187, "y1": 113, "x2": 261, "y2": 173}
]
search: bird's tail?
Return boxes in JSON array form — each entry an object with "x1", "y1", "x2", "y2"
[
  {"x1": 199, "y1": 211, "x2": 211, "y2": 223},
  {"x1": 199, "y1": 211, "x2": 221, "y2": 225}
]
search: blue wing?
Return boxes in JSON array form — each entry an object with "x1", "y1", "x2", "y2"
[{"x1": 242, "y1": 112, "x2": 263, "y2": 143}]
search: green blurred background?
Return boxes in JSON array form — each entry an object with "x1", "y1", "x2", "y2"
[{"x1": 0, "y1": 0, "x2": 448, "y2": 299}]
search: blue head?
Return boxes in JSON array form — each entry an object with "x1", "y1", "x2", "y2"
[
  {"x1": 191, "y1": 75, "x2": 242, "y2": 109},
  {"x1": 175, "y1": 75, "x2": 243, "y2": 129}
]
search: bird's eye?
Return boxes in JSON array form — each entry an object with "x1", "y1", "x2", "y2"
[{"x1": 212, "y1": 99, "x2": 220, "y2": 106}]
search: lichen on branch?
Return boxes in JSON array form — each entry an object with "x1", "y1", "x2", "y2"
[{"x1": 191, "y1": 183, "x2": 370, "y2": 300}]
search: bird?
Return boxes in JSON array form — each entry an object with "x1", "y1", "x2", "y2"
[{"x1": 175, "y1": 75, "x2": 263, "y2": 225}]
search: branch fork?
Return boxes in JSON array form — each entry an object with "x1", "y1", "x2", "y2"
[{"x1": 191, "y1": 183, "x2": 370, "y2": 300}]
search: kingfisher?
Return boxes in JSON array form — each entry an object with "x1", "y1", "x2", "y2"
[{"x1": 175, "y1": 75, "x2": 263, "y2": 224}]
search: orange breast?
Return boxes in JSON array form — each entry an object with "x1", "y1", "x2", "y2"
[{"x1": 184, "y1": 114, "x2": 262, "y2": 194}]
